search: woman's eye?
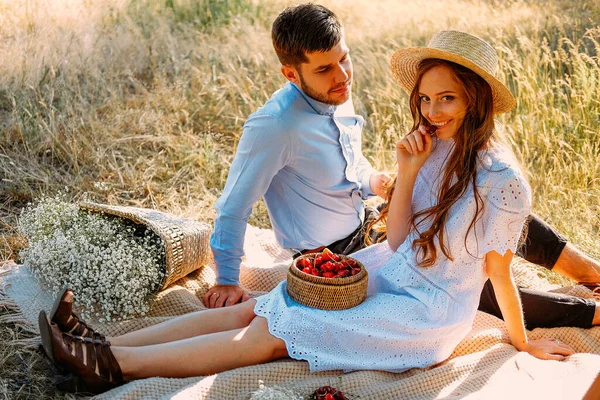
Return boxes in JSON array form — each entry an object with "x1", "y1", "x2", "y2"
[
  {"x1": 442, "y1": 95, "x2": 455, "y2": 101},
  {"x1": 420, "y1": 96, "x2": 430, "y2": 102}
]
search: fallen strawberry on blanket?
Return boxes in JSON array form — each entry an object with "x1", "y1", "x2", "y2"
[
  {"x1": 296, "y1": 248, "x2": 362, "y2": 279},
  {"x1": 311, "y1": 385, "x2": 349, "y2": 400}
]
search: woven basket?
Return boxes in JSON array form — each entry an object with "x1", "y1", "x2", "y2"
[
  {"x1": 286, "y1": 254, "x2": 368, "y2": 310},
  {"x1": 79, "y1": 202, "x2": 212, "y2": 290}
]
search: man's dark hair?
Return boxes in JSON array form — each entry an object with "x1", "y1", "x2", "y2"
[{"x1": 272, "y1": 3, "x2": 343, "y2": 66}]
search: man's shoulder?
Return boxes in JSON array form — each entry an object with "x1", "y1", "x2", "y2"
[
  {"x1": 238, "y1": 84, "x2": 305, "y2": 146},
  {"x1": 249, "y1": 83, "x2": 304, "y2": 122}
]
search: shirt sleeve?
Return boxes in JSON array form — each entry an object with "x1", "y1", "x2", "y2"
[
  {"x1": 337, "y1": 98, "x2": 376, "y2": 199},
  {"x1": 478, "y1": 169, "x2": 532, "y2": 258},
  {"x1": 356, "y1": 153, "x2": 376, "y2": 199},
  {"x1": 210, "y1": 114, "x2": 291, "y2": 285},
  {"x1": 351, "y1": 117, "x2": 376, "y2": 199}
]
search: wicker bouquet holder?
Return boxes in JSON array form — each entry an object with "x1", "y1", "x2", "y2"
[
  {"x1": 286, "y1": 254, "x2": 368, "y2": 310},
  {"x1": 79, "y1": 202, "x2": 212, "y2": 290}
]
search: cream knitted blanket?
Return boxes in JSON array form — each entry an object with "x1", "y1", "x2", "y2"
[{"x1": 2, "y1": 225, "x2": 599, "y2": 399}]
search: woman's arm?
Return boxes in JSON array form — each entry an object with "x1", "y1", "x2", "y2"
[
  {"x1": 386, "y1": 168, "x2": 419, "y2": 251},
  {"x1": 486, "y1": 249, "x2": 574, "y2": 360},
  {"x1": 387, "y1": 128, "x2": 433, "y2": 251}
]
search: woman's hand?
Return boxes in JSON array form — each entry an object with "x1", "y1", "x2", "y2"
[
  {"x1": 397, "y1": 126, "x2": 434, "y2": 174},
  {"x1": 521, "y1": 338, "x2": 575, "y2": 361}
]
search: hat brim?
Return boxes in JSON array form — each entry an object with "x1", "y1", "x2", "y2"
[{"x1": 390, "y1": 47, "x2": 516, "y2": 114}]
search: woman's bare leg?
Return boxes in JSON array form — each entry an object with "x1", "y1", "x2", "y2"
[
  {"x1": 109, "y1": 300, "x2": 258, "y2": 347},
  {"x1": 112, "y1": 316, "x2": 288, "y2": 379}
]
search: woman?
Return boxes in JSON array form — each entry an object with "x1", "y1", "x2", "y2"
[{"x1": 39, "y1": 30, "x2": 574, "y2": 394}]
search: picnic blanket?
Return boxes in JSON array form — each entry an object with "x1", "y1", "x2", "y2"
[{"x1": 2, "y1": 225, "x2": 599, "y2": 399}]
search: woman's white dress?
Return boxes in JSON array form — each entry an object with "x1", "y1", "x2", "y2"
[{"x1": 254, "y1": 137, "x2": 531, "y2": 372}]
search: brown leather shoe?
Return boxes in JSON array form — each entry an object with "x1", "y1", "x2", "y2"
[
  {"x1": 39, "y1": 310, "x2": 124, "y2": 394},
  {"x1": 50, "y1": 285, "x2": 104, "y2": 340}
]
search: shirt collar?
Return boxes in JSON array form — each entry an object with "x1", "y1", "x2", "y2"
[{"x1": 290, "y1": 82, "x2": 337, "y2": 116}]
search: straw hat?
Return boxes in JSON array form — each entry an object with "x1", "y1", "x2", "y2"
[{"x1": 390, "y1": 30, "x2": 516, "y2": 114}]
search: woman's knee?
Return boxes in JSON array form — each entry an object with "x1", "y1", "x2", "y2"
[
  {"x1": 231, "y1": 299, "x2": 258, "y2": 325},
  {"x1": 246, "y1": 316, "x2": 288, "y2": 359}
]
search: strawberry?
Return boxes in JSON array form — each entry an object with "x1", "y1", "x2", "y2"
[
  {"x1": 321, "y1": 247, "x2": 334, "y2": 261},
  {"x1": 425, "y1": 125, "x2": 437, "y2": 135},
  {"x1": 333, "y1": 262, "x2": 345, "y2": 272},
  {"x1": 321, "y1": 261, "x2": 336, "y2": 272},
  {"x1": 334, "y1": 391, "x2": 348, "y2": 400},
  {"x1": 297, "y1": 258, "x2": 311, "y2": 269},
  {"x1": 312, "y1": 385, "x2": 352, "y2": 400},
  {"x1": 315, "y1": 386, "x2": 334, "y2": 395},
  {"x1": 314, "y1": 255, "x2": 325, "y2": 266}
]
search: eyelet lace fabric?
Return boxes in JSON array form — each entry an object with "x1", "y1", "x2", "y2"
[{"x1": 254, "y1": 137, "x2": 532, "y2": 373}]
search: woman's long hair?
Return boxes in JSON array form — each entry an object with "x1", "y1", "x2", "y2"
[{"x1": 367, "y1": 59, "x2": 496, "y2": 268}]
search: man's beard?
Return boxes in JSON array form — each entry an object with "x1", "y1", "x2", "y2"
[{"x1": 297, "y1": 72, "x2": 350, "y2": 106}]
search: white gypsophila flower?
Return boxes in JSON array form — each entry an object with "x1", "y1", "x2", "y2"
[
  {"x1": 249, "y1": 381, "x2": 305, "y2": 400},
  {"x1": 19, "y1": 196, "x2": 165, "y2": 321}
]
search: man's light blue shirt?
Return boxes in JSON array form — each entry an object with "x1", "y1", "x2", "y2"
[{"x1": 210, "y1": 82, "x2": 375, "y2": 285}]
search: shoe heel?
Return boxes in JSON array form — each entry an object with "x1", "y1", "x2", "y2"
[
  {"x1": 38, "y1": 310, "x2": 67, "y2": 374},
  {"x1": 54, "y1": 373, "x2": 93, "y2": 394},
  {"x1": 38, "y1": 311, "x2": 54, "y2": 363}
]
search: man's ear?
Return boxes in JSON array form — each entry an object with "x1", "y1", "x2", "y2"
[{"x1": 281, "y1": 65, "x2": 300, "y2": 85}]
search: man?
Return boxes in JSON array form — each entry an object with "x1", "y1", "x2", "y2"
[{"x1": 206, "y1": 3, "x2": 599, "y2": 329}]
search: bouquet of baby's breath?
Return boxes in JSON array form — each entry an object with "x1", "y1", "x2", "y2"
[
  {"x1": 250, "y1": 381, "x2": 304, "y2": 400},
  {"x1": 19, "y1": 195, "x2": 165, "y2": 321}
]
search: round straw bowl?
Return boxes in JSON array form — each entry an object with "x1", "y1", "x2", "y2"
[{"x1": 286, "y1": 254, "x2": 368, "y2": 310}]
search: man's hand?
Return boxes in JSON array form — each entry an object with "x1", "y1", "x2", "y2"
[
  {"x1": 203, "y1": 284, "x2": 251, "y2": 308},
  {"x1": 369, "y1": 171, "x2": 392, "y2": 198},
  {"x1": 521, "y1": 338, "x2": 574, "y2": 361}
]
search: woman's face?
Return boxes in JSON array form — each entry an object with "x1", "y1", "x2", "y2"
[{"x1": 418, "y1": 65, "x2": 469, "y2": 140}]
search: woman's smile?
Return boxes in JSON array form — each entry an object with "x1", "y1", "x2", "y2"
[{"x1": 418, "y1": 65, "x2": 469, "y2": 139}]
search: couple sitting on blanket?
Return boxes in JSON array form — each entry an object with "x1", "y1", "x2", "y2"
[{"x1": 39, "y1": 3, "x2": 600, "y2": 395}]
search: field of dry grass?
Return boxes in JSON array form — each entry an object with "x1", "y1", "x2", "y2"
[{"x1": 0, "y1": 0, "x2": 599, "y2": 397}]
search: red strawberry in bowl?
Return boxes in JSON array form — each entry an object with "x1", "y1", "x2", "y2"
[
  {"x1": 297, "y1": 258, "x2": 311, "y2": 270},
  {"x1": 289, "y1": 248, "x2": 367, "y2": 310}
]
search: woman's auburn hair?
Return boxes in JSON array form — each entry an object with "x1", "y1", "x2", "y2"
[{"x1": 367, "y1": 58, "x2": 496, "y2": 267}]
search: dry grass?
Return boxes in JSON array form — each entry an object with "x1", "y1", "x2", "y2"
[
  {"x1": 0, "y1": 0, "x2": 598, "y2": 397},
  {"x1": 0, "y1": 288, "x2": 78, "y2": 399}
]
